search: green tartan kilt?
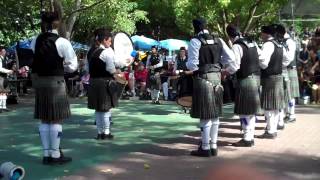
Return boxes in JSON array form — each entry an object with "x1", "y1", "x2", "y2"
[
  {"x1": 261, "y1": 75, "x2": 285, "y2": 110},
  {"x1": 234, "y1": 75, "x2": 261, "y2": 115},
  {"x1": 288, "y1": 68, "x2": 300, "y2": 98},
  {"x1": 88, "y1": 78, "x2": 125, "y2": 112},
  {"x1": 191, "y1": 72, "x2": 223, "y2": 119},
  {"x1": 32, "y1": 75, "x2": 70, "y2": 123},
  {"x1": 282, "y1": 69, "x2": 292, "y2": 108}
]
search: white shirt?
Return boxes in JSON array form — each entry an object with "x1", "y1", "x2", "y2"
[
  {"x1": 30, "y1": 30, "x2": 78, "y2": 73},
  {"x1": 0, "y1": 55, "x2": 11, "y2": 74},
  {"x1": 285, "y1": 34, "x2": 297, "y2": 63},
  {"x1": 186, "y1": 30, "x2": 237, "y2": 74},
  {"x1": 146, "y1": 54, "x2": 163, "y2": 69},
  {"x1": 98, "y1": 44, "x2": 117, "y2": 74},
  {"x1": 258, "y1": 38, "x2": 290, "y2": 69}
]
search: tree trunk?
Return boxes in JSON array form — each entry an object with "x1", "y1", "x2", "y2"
[
  {"x1": 53, "y1": 0, "x2": 67, "y2": 38},
  {"x1": 65, "y1": 0, "x2": 82, "y2": 40},
  {"x1": 221, "y1": 8, "x2": 231, "y2": 46},
  {"x1": 243, "y1": 0, "x2": 263, "y2": 33}
]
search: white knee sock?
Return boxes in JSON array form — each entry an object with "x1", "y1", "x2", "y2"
[
  {"x1": 200, "y1": 119, "x2": 212, "y2": 150},
  {"x1": 278, "y1": 109, "x2": 285, "y2": 126},
  {"x1": 289, "y1": 98, "x2": 296, "y2": 119},
  {"x1": 50, "y1": 124, "x2": 62, "y2": 158},
  {"x1": 273, "y1": 110, "x2": 280, "y2": 133},
  {"x1": 39, "y1": 123, "x2": 50, "y2": 157},
  {"x1": 95, "y1": 111, "x2": 103, "y2": 134},
  {"x1": 250, "y1": 116, "x2": 256, "y2": 140},
  {"x1": 210, "y1": 118, "x2": 220, "y2": 149},
  {"x1": 151, "y1": 89, "x2": 155, "y2": 101},
  {"x1": 265, "y1": 110, "x2": 277, "y2": 134},
  {"x1": 101, "y1": 111, "x2": 111, "y2": 135},
  {"x1": 154, "y1": 90, "x2": 160, "y2": 101},
  {"x1": 240, "y1": 115, "x2": 255, "y2": 141},
  {"x1": 2, "y1": 95, "x2": 7, "y2": 109},
  {"x1": 162, "y1": 82, "x2": 168, "y2": 100},
  {"x1": 0, "y1": 95, "x2": 4, "y2": 109}
]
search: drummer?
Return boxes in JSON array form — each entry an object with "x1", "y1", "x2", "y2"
[
  {"x1": 87, "y1": 28, "x2": 134, "y2": 140},
  {"x1": 146, "y1": 46, "x2": 163, "y2": 104},
  {"x1": 187, "y1": 18, "x2": 238, "y2": 157}
]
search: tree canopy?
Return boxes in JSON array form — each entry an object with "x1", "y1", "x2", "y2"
[{"x1": 2, "y1": 0, "x2": 310, "y2": 47}]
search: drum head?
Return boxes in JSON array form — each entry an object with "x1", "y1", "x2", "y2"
[
  {"x1": 177, "y1": 96, "x2": 192, "y2": 108},
  {"x1": 112, "y1": 32, "x2": 134, "y2": 66}
]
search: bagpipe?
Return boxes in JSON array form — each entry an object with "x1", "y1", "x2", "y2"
[{"x1": 112, "y1": 32, "x2": 136, "y2": 85}]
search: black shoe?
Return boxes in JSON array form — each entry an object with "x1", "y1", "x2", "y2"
[
  {"x1": 2, "y1": 108, "x2": 11, "y2": 112},
  {"x1": 232, "y1": 139, "x2": 254, "y2": 147},
  {"x1": 154, "y1": 100, "x2": 161, "y2": 105},
  {"x1": 190, "y1": 146, "x2": 211, "y2": 157},
  {"x1": 42, "y1": 157, "x2": 52, "y2": 165},
  {"x1": 96, "y1": 134, "x2": 102, "y2": 140},
  {"x1": 287, "y1": 118, "x2": 296, "y2": 123},
  {"x1": 257, "y1": 132, "x2": 277, "y2": 139},
  {"x1": 277, "y1": 124, "x2": 285, "y2": 130},
  {"x1": 210, "y1": 148, "x2": 218, "y2": 156},
  {"x1": 50, "y1": 156, "x2": 72, "y2": 165},
  {"x1": 101, "y1": 133, "x2": 114, "y2": 140}
]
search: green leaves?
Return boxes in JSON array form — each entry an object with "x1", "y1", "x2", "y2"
[{"x1": 218, "y1": 0, "x2": 231, "y2": 8}]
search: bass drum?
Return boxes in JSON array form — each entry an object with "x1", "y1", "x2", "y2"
[
  {"x1": 112, "y1": 32, "x2": 134, "y2": 67},
  {"x1": 176, "y1": 75, "x2": 193, "y2": 107}
]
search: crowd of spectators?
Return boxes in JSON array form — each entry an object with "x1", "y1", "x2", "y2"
[{"x1": 297, "y1": 27, "x2": 320, "y2": 104}]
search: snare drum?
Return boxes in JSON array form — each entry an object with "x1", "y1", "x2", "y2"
[{"x1": 176, "y1": 75, "x2": 193, "y2": 107}]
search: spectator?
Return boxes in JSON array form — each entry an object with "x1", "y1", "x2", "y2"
[
  {"x1": 297, "y1": 43, "x2": 309, "y2": 71},
  {"x1": 134, "y1": 62, "x2": 148, "y2": 97},
  {"x1": 308, "y1": 48, "x2": 320, "y2": 103}
]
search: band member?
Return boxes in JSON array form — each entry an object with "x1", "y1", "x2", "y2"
[
  {"x1": 284, "y1": 32, "x2": 299, "y2": 123},
  {"x1": 30, "y1": 12, "x2": 77, "y2": 165},
  {"x1": 226, "y1": 24, "x2": 261, "y2": 147},
  {"x1": 257, "y1": 24, "x2": 290, "y2": 139},
  {"x1": 0, "y1": 46, "x2": 13, "y2": 112},
  {"x1": 276, "y1": 24, "x2": 293, "y2": 130},
  {"x1": 187, "y1": 18, "x2": 237, "y2": 157},
  {"x1": 174, "y1": 47, "x2": 188, "y2": 73},
  {"x1": 87, "y1": 28, "x2": 134, "y2": 140},
  {"x1": 146, "y1": 46, "x2": 163, "y2": 104}
]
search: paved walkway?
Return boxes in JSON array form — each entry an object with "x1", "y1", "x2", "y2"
[{"x1": 1, "y1": 96, "x2": 320, "y2": 180}]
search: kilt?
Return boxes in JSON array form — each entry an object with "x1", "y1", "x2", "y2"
[
  {"x1": 282, "y1": 69, "x2": 292, "y2": 107},
  {"x1": 191, "y1": 72, "x2": 222, "y2": 119},
  {"x1": 88, "y1": 78, "x2": 125, "y2": 112},
  {"x1": 234, "y1": 75, "x2": 261, "y2": 115},
  {"x1": 255, "y1": 75, "x2": 261, "y2": 90},
  {"x1": 32, "y1": 75, "x2": 70, "y2": 123},
  {"x1": 288, "y1": 67, "x2": 300, "y2": 98},
  {"x1": 0, "y1": 76, "x2": 10, "y2": 93},
  {"x1": 261, "y1": 75, "x2": 285, "y2": 110}
]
